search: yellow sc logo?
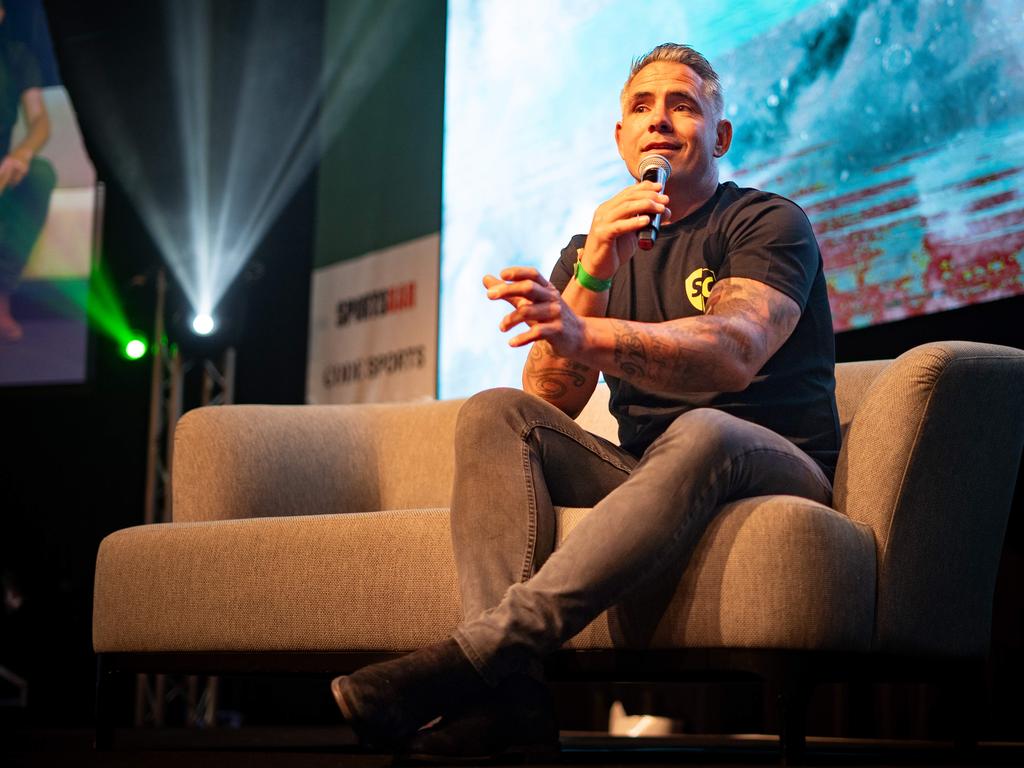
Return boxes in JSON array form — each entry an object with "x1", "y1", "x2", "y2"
[{"x1": 685, "y1": 267, "x2": 716, "y2": 312}]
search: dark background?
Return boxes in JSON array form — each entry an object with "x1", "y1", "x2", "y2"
[
  {"x1": 0, "y1": 0, "x2": 319, "y2": 727},
  {"x1": 1, "y1": 0, "x2": 1021, "y2": 743}
]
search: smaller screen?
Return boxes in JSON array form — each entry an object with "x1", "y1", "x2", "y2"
[{"x1": 0, "y1": 0, "x2": 96, "y2": 387}]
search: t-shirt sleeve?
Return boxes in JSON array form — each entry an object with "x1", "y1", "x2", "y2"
[
  {"x1": 719, "y1": 196, "x2": 820, "y2": 311},
  {"x1": 12, "y1": 42, "x2": 44, "y2": 94},
  {"x1": 549, "y1": 234, "x2": 587, "y2": 292}
]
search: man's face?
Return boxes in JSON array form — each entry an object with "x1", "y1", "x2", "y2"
[{"x1": 615, "y1": 61, "x2": 730, "y2": 189}]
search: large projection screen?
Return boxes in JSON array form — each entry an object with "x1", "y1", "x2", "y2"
[{"x1": 440, "y1": 0, "x2": 1024, "y2": 399}]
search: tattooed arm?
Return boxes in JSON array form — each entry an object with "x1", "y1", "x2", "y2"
[
  {"x1": 490, "y1": 270, "x2": 800, "y2": 399},
  {"x1": 489, "y1": 177, "x2": 672, "y2": 414},
  {"x1": 484, "y1": 266, "x2": 602, "y2": 416},
  {"x1": 521, "y1": 340, "x2": 600, "y2": 417},
  {"x1": 582, "y1": 277, "x2": 801, "y2": 393}
]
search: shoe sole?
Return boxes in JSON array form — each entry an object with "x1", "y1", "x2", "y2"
[{"x1": 330, "y1": 676, "x2": 357, "y2": 722}]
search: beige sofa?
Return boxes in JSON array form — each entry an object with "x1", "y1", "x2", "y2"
[{"x1": 93, "y1": 341, "x2": 1024, "y2": 755}]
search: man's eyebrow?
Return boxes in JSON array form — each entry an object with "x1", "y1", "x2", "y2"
[
  {"x1": 627, "y1": 89, "x2": 703, "y2": 111},
  {"x1": 628, "y1": 90, "x2": 654, "y2": 104},
  {"x1": 668, "y1": 90, "x2": 702, "y2": 108}
]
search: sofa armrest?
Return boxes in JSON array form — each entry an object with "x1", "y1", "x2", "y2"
[
  {"x1": 171, "y1": 399, "x2": 465, "y2": 522},
  {"x1": 834, "y1": 341, "x2": 1024, "y2": 655}
]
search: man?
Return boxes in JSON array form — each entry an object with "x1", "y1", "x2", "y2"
[
  {"x1": 331, "y1": 43, "x2": 839, "y2": 761},
  {"x1": 0, "y1": 0, "x2": 54, "y2": 342}
]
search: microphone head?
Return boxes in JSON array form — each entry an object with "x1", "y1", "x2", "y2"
[{"x1": 637, "y1": 154, "x2": 672, "y2": 182}]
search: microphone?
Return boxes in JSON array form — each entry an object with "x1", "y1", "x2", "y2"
[{"x1": 636, "y1": 155, "x2": 671, "y2": 251}]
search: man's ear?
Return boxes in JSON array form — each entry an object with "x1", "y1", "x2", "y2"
[
  {"x1": 614, "y1": 120, "x2": 625, "y2": 161},
  {"x1": 714, "y1": 119, "x2": 733, "y2": 157}
]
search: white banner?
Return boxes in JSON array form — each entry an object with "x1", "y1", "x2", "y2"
[{"x1": 307, "y1": 233, "x2": 439, "y2": 404}]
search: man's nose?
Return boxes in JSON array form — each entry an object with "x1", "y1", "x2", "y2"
[{"x1": 647, "y1": 103, "x2": 671, "y2": 132}]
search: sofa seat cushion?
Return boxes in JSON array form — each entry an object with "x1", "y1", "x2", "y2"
[
  {"x1": 566, "y1": 496, "x2": 876, "y2": 651},
  {"x1": 94, "y1": 500, "x2": 875, "y2": 654},
  {"x1": 93, "y1": 509, "x2": 462, "y2": 653}
]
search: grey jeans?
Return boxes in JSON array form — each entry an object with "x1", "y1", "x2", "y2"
[{"x1": 450, "y1": 387, "x2": 833, "y2": 685}]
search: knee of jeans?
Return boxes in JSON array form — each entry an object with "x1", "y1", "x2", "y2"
[
  {"x1": 455, "y1": 388, "x2": 539, "y2": 444},
  {"x1": 653, "y1": 408, "x2": 751, "y2": 463},
  {"x1": 28, "y1": 158, "x2": 57, "y2": 193}
]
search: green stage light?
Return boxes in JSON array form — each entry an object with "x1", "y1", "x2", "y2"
[
  {"x1": 50, "y1": 260, "x2": 143, "y2": 355},
  {"x1": 124, "y1": 337, "x2": 148, "y2": 360}
]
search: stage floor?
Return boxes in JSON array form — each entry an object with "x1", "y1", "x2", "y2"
[{"x1": 7, "y1": 728, "x2": 1024, "y2": 767}]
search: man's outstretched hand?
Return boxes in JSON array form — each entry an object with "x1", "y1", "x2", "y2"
[
  {"x1": 484, "y1": 267, "x2": 587, "y2": 358},
  {"x1": 0, "y1": 153, "x2": 29, "y2": 194}
]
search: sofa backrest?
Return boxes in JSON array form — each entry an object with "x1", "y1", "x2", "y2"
[
  {"x1": 834, "y1": 359, "x2": 890, "y2": 440},
  {"x1": 577, "y1": 358, "x2": 896, "y2": 447}
]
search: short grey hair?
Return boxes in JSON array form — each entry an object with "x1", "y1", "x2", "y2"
[{"x1": 620, "y1": 43, "x2": 724, "y2": 120}]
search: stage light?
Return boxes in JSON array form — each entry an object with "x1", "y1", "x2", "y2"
[
  {"x1": 124, "y1": 337, "x2": 148, "y2": 360},
  {"x1": 192, "y1": 313, "x2": 215, "y2": 336},
  {"x1": 76, "y1": 0, "x2": 417, "y2": 334}
]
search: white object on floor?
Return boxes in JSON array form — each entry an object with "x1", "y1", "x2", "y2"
[{"x1": 608, "y1": 700, "x2": 682, "y2": 737}]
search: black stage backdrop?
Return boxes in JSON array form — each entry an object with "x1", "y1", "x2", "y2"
[{"x1": 0, "y1": 0, "x2": 1020, "y2": 741}]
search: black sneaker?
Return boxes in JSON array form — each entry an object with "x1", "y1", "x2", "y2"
[
  {"x1": 401, "y1": 674, "x2": 560, "y2": 764},
  {"x1": 331, "y1": 638, "x2": 492, "y2": 753}
]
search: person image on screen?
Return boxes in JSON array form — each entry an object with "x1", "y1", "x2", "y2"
[
  {"x1": 0, "y1": 0, "x2": 55, "y2": 342},
  {"x1": 330, "y1": 43, "x2": 840, "y2": 761}
]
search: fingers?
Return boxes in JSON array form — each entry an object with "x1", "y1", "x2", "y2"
[
  {"x1": 484, "y1": 266, "x2": 559, "y2": 313},
  {"x1": 488, "y1": 278, "x2": 556, "y2": 304},
  {"x1": 483, "y1": 268, "x2": 549, "y2": 290},
  {"x1": 591, "y1": 186, "x2": 671, "y2": 240},
  {"x1": 483, "y1": 273, "x2": 531, "y2": 309},
  {"x1": 508, "y1": 322, "x2": 563, "y2": 349},
  {"x1": 498, "y1": 266, "x2": 548, "y2": 285},
  {"x1": 508, "y1": 326, "x2": 542, "y2": 348},
  {"x1": 483, "y1": 267, "x2": 568, "y2": 343},
  {"x1": 499, "y1": 300, "x2": 561, "y2": 332},
  {"x1": 604, "y1": 195, "x2": 670, "y2": 226}
]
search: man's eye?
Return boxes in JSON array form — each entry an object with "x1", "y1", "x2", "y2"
[
  {"x1": 633, "y1": 104, "x2": 648, "y2": 113},
  {"x1": 674, "y1": 103, "x2": 692, "y2": 112}
]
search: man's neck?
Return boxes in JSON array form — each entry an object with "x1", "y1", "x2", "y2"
[{"x1": 666, "y1": 173, "x2": 720, "y2": 222}]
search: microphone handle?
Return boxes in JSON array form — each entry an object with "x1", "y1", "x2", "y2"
[{"x1": 638, "y1": 166, "x2": 668, "y2": 250}]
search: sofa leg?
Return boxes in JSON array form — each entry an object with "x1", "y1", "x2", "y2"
[
  {"x1": 950, "y1": 661, "x2": 984, "y2": 756},
  {"x1": 777, "y1": 670, "x2": 809, "y2": 766},
  {"x1": 94, "y1": 655, "x2": 115, "y2": 751}
]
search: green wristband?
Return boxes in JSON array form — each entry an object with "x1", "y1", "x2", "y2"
[{"x1": 573, "y1": 257, "x2": 613, "y2": 292}]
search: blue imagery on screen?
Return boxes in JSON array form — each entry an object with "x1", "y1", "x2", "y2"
[{"x1": 440, "y1": 0, "x2": 1024, "y2": 399}]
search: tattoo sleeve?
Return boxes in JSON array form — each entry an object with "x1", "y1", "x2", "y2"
[{"x1": 606, "y1": 278, "x2": 800, "y2": 393}]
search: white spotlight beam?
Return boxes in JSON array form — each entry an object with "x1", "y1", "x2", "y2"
[
  {"x1": 167, "y1": 0, "x2": 212, "y2": 315},
  {"x1": 196, "y1": 0, "x2": 421, "y2": 313},
  {"x1": 78, "y1": 0, "x2": 425, "y2": 327}
]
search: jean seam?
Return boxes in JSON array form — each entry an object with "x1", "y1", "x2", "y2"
[
  {"x1": 519, "y1": 439, "x2": 539, "y2": 584},
  {"x1": 516, "y1": 419, "x2": 633, "y2": 585},
  {"x1": 520, "y1": 419, "x2": 635, "y2": 474}
]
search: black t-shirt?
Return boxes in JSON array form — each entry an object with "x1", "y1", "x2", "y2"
[
  {"x1": 550, "y1": 181, "x2": 841, "y2": 477},
  {"x1": 0, "y1": 33, "x2": 42, "y2": 154}
]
